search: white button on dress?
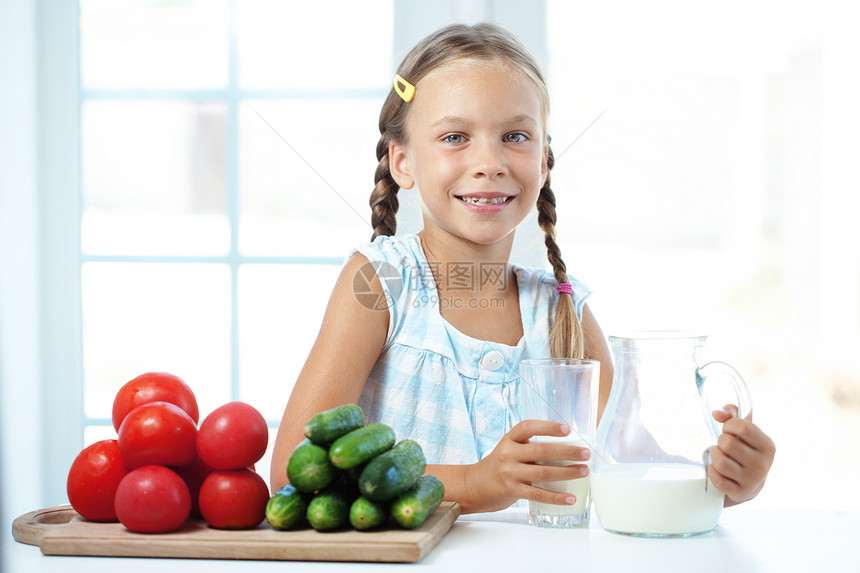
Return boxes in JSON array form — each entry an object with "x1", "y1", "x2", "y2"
[{"x1": 480, "y1": 350, "x2": 504, "y2": 371}]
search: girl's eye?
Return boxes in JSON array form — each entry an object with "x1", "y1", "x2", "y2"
[
  {"x1": 504, "y1": 132, "x2": 527, "y2": 143},
  {"x1": 443, "y1": 134, "x2": 464, "y2": 144}
]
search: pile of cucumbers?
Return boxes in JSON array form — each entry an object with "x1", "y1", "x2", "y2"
[{"x1": 266, "y1": 404, "x2": 444, "y2": 532}]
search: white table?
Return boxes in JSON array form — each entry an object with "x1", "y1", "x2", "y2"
[{"x1": 4, "y1": 507, "x2": 859, "y2": 572}]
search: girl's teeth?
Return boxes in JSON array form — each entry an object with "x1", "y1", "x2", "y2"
[{"x1": 459, "y1": 196, "x2": 509, "y2": 205}]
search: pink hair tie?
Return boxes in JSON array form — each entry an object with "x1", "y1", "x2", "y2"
[{"x1": 556, "y1": 282, "x2": 573, "y2": 295}]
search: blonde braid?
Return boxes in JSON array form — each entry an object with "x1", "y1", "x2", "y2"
[{"x1": 537, "y1": 146, "x2": 585, "y2": 358}]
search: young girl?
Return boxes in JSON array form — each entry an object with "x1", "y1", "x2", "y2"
[{"x1": 271, "y1": 23, "x2": 774, "y2": 513}]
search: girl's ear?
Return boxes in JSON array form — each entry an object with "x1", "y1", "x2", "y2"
[
  {"x1": 389, "y1": 140, "x2": 415, "y2": 190},
  {"x1": 540, "y1": 143, "x2": 549, "y2": 187}
]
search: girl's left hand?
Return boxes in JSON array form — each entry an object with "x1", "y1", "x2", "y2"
[{"x1": 709, "y1": 404, "x2": 776, "y2": 506}]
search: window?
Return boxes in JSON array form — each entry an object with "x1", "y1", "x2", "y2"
[{"x1": 77, "y1": 0, "x2": 393, "y2": 483}]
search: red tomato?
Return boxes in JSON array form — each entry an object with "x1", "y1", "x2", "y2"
[
  {"x1": 66, "y1": 439, "x2": 129, "y2": 522},
  {"x1": 198, "y1": 468, "x2": 269, "y2": 529},
  {"x1": 112, "y1": 372, "x2": 199, "y2": 432},
  {"x1": 118, "y1": 401, "x2": 197, "y2": 469},
  {"x1": 196, "y1": 401, "x2": 268, "y2": 470},
  {"x1": 171, "y1": 453, "x2": 214, "y2": 519},
  {"x1": 114, "y1": 465, "x2": 191, "y2": 533}
]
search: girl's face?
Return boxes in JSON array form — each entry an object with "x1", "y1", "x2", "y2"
[{"x1": 389, "y1": 61, "x2": 548, "y2": 249}]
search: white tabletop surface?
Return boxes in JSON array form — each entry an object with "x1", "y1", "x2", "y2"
[{"x1": 4, "y1": 507, "x2": 859, "y2": 573}]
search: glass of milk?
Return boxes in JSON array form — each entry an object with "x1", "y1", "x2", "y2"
[{"x1": 519, "y1": 358, "x2": 600, "y2": 528}]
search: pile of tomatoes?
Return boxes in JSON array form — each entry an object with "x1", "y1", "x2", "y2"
[{"x1": 66, "y1": 372, "x2": 270, "y2": 533}]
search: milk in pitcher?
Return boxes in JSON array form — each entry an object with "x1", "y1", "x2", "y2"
[{"x1": 591, "y1": 462, "x2": 724, "y2": 536}]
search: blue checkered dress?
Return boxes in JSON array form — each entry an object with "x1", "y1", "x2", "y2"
[{"x1": 353, "y1": 234, "x2": 590, "y2": 465}]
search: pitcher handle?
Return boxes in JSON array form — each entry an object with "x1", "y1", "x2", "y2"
[
  {"x1": 697, "y1": 361, "x2": 752, "y2": 494},
  {"x1": 696, "y1": 361, "x2": 753, "y2": 420}
]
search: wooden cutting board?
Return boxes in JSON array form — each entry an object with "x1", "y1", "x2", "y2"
[{"x1": 12, "y1": 502, "x2": 460, "y2": 563}]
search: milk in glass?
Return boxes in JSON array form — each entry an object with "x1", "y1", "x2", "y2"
[{"x1": 528, "y1": 435, "x2": 591, "y2": 526}]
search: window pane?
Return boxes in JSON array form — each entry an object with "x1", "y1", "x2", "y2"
[
  {"x1": 237, "y1": 0, "x2": 392, "y2": 90},
  {"x1": 82, "y1": 263, "x2": 231, "y2": 420},
  {"x1": 545, "y1": 0, "x2": 749, "y2": 337},
  {"x1": 84, "y1": 426, "x2": 116, "y2": 448},
  {"x1": 238, "y1": 264, "x2": 341, "y2": 421},
  {"x1": 81, "y1": 100, "x2": 229, "y2": 255},
  {"x1": 239, "y1": 100, "x2": 381, "y2": 256},
  {"x1": 79, "y1": 0, "x2": 229, "y2": 90},
  {"x1": 547, "y1": 3, "x2": 735, "y2": 252}
]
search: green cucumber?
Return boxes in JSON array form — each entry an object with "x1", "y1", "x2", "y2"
[
  {"x1": 358, "y1": 439, "x2": 426, "y2": 501},
  {"x1": 265, "y1": 485, "x2": 309, "y2": 530},
  {"x1": 306, "y1": 486, "x2": 352, "y2": 531},
  {"x1": 390, "y1": 475, "x2": 444, "y2": 529},
  {"x1": 303, "y1": 404, "x2": 365, "y2": 445},
  {"x1": 349, "y1": 496, "x2": 389, "y2": 530},
  {"x1": 329, "y1": 423, "x2": 396, "y2": 469},
  {"x1": 287, "y1": 442, "x2": 336, "y2": 493}
]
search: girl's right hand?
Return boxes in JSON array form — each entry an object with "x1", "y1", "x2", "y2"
[{"x1": 463, "y1": 420, "x2": 590, "y2": 513}]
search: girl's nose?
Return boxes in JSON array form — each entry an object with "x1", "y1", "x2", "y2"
[{"x1": 471, "y1": 140, "x2": 507, "y2": 180}]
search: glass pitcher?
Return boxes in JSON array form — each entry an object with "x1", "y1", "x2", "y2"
[{"x1": 591, "y1": 331, "x2": 752, "y2": 537}]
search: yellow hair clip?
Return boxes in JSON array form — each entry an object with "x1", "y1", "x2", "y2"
[{"x1": 393, "y1": 74, "x2": 415, "y2": 103}]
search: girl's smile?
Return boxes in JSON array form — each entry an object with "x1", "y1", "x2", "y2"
[
  {"x1": 455, "y1": 192, "x2": 513, "y2": 213},
  {"x1": 388, "y1": 61, "x2": 548, "y2": 249}
]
